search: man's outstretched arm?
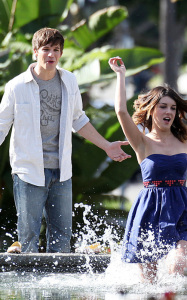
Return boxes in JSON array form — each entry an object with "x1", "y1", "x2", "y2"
[{"x1": 78, "y1": 122, "x2": 131, "y2": 162}]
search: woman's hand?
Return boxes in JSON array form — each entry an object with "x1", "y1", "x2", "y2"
[{"x1": 108, "y1": 56, "x2": 126, "y2": 74}]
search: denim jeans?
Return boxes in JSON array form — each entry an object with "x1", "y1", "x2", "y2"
[{"x1": 13, "y1": 169, "x2": 72, "y2": 253}]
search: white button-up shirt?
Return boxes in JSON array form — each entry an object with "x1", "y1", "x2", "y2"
[{"x1": 0, "y1": 63, "x2": 89, "y2": 186}]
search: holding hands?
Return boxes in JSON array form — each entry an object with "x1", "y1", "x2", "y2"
[{"x1": 108, "y1": 56, "x2": 126, "y2": 74}]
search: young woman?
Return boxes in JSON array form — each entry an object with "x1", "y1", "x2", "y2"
[{"x1": 109, "y1": 56, "x2": 187, "y2": 282}]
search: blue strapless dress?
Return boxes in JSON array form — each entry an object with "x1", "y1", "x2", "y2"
[{"x1": 122, "y1": 153, "x2": 187, "y2": 263}]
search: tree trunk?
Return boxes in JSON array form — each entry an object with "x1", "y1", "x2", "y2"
[{"x1": 159, "y1": 0, "x2": 185, "y2": 90}]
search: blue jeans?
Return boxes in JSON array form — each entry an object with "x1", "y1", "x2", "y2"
[{"x1": 13, "y1": 169, "x2": 72, "y2": 253}]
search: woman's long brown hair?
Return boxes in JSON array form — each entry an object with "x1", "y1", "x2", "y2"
[{"x1": 132, "y1": 85, "x2": 187, "y2": 142}]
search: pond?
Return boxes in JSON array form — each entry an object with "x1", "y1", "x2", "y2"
[
  {"x1": 0, "y1": 252, "x2": 187, "y2": 300},
  {"x1": 0, "y1": 204, "x2": 187, "y2": 299}
]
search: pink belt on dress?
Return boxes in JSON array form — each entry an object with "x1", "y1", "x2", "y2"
[{"x1": 143, "y1": 179, "x2": 186, "y2": 188}]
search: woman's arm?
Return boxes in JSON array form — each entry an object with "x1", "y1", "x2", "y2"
[{"x1": 108, "y1": 57, "x2": 146, "y2": 156}]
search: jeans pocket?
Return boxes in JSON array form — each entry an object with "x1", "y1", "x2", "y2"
[{"x1": 12, "y1": 173, "x2": 17, "y2": 181}]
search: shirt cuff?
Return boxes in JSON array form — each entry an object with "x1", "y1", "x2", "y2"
[{"x1": 72, "y1": 114, "x2": 89, "y2": 132}]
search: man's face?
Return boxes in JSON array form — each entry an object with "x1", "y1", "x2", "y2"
[{"x1": 34, "y1": 43, "x2": 62, "y2": 72}]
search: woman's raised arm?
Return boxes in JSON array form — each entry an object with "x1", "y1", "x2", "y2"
[{"x1": 108, "y1": 57, "x2": 146, "y2": 157}]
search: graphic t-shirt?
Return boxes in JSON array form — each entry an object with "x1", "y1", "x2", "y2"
[{"x1": 32, "y1": 69, "x2": 62, "y2": 168}]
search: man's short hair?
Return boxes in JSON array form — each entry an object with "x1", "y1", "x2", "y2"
[{"x1": 32, "y1": 27, "x2": 64, "y2": 51}]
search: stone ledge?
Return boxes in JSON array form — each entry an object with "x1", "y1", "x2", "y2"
[{"x1": 0, "y1": 253, "x2": 110, "y2": 273}]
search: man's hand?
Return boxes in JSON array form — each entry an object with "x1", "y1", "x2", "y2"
[
  {"x1": 105, "y1": 141, "x2": 131, "y2": 162},
  {"x1": 78, "y1": 123, "x2": 131, "y2": 162}
]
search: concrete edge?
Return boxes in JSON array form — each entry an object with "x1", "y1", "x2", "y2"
[{"x1": 0, "y1": 253, "x2": 111, "y2": 273}]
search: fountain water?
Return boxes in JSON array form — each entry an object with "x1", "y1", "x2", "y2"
[{"x1": 0, "y1": 203, "x2": 187, "y2": 300}]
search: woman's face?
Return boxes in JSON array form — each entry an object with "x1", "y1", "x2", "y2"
[{"x1": 151, "y1": 96, "x2": 177, "y2": 131}]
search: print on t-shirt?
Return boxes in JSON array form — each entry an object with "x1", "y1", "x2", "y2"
[{"x1": 40, "y1": 89, "x2": 61, "y2": 126}]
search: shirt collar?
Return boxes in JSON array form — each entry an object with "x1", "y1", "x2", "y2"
[
  {"x1": 24, "y1": 63, "x2": 37, "y2": 83},
  {"x1": 56, "y1": 65, "x2": 63, "y2": 77},
  {"x1": 24, "y1": 63, "x2": 64, "y2": 83}
]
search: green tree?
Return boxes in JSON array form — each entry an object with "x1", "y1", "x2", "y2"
[
  {"x1": 118, "y1": 0, "x2": 187, "y2": 89},
  {"x1": 0, "y1": 1, "x2": 164, "y2": 205},
  {"x1": 0, "y1": 0, "x2": 164, "y2": 249}
]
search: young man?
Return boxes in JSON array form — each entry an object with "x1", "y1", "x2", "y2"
[{"x1": 1, "y1": 28, "x2": 130, "y2": 253}]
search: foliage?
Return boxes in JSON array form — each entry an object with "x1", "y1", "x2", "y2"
[
  {"x1": 0, "y1": 0, "x2": 73, "y2": 34},
  {"x1": 118, "y1": 0, "x2": 187, "y2": 55},
  {"x1": 70, "y1": 47, "x2": 164, "y2": 91},
  {"x1": 72, "y1": 96, "x2": 138, "y2": 203},
  {"x1": 0, "y1": 0, "x2": 164, "y2": 211}
]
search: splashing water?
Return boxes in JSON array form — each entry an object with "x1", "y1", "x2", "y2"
[
  {"x1": 73, "y1": 203, "x2": 120, "y2": 254},
  {"x1": 0, "y1": 203, "x2": 187, "y2": 299}
]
